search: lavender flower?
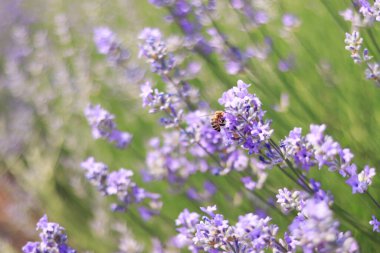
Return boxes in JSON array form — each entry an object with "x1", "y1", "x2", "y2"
[
  {"x1": 174, "y1": 209, "x2": 201, "y2": 251},
  {"x1": 369, "y1": 215, "x2": 380, "y2": 232},
  {"x1": 149, "y1": 0, "x2": 213, "y2": 55},
  {"x1": 177, "y1": 206, "x2": 279, "y2": 252},
  {"x1": 282, "y1": 14, "x2": 301, "y2": 28},
  {"x1": 344, "y1": 31, "x2": 364, "y2": 64},
  {"x1": 282, "y1": 124, "x2": 376, "y2": 194},
  {"x1": 80, "y1": 157, "x2": 108, "y2": 193},
  {"x1": 241, "y1": 176, "x2": 256, "y2": 190},
  {"x1": 93, "y1": 27, "x2": 130, "y2": 65},
  {"x1": 289, "y1": 198, "x2": 358, "y2": 252},
  {"x1": 346, "y1": 165, "x2": 376, "y2": 193},
  {"x1": 143, "y1": 132, "x2": 198, "y2": 182},
  {"x1": 84, "y1": 104, "x2": 133, "y2": 148},
  {"x1": 140, "y1": 82, "x2": 184, "y2": 128},
  {"x1": 138, "y1": 28, "x2": 175, "y2": 75},
  {"x1": 80, "y1": 157, "x2": 161, "y2": 219},
  {"x1": 218, "y1": 80, "x2": 273, "y2": 155},
  {"x1": 281, "y1": 127, "x2": 315, "y2": 171},
  {"x1": 193, "y1": 208, "x2": 235, "y2": 251},
  {"x1": 236, "y1": 213, "x2": 279, "y2": 251},
  {"x1": 22, "y1": 215, "x2": 76, "y2": 253},
  {"x1": 365, "y1": 62, "x2": 380, "y2": 82},
  {"x1": 358, "y1": 0, "x2": 380, "y2": 21},
  {"x1": 343, "y1": 31, "x2": 380, "y2": 85},
  {"x1": 276, "y1": 188, "x2": 307, "y2": 214}
]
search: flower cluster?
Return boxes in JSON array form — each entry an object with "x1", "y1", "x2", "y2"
[
  {"x1": 218, "y1": 80, "x2": 273, "y2": 155},
  {"x1": 93, "y1": 27, "x2": 130, "y2": 65},
  {"x1": 81, "y1": 157, "x2": 161, "y2": 219},
  {"x1": 288, "y1": 198, "x2": 358, "y2": 252},
  {"x1": 369, "y1": 215, "x2": 380, "y2": 232},
  {"x1": 344, "y1": 31, "x2": 369, "y2": 64},
  {"x1": 140, "y1": 82, "x2": 184, "y2": 128},
  {"x1": 276, "y1": 188, "x2": 307, "y2": 214},
  {"x1": 176, "y1": 205, "x2": 279, "y2": 252},
  {"x1": 230, "y1": 0, "x2": 270, "y2": 28},
  {"x1": 138, "y1": 28, "x2": 175, "y2": 75},
  {"x1": 281, "y1": 124, "x2": 376, "y2": 194},
  {"x1": 358, "y1": 0, "x2": 380, "y2": 22},
  {"x1": 84, "y1": 104, "x2": 133, "y2": 148},
  {"x1": 344, "y1": 31, "x2": 380, "y2": 83},
  {"x1": 149, "y1": 0, "x2": 213, "y2": 55},
  {"x1": 22, "y1": 215, "x2": 76, "y2": 253}
]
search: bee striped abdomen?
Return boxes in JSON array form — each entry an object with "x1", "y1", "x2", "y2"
[{"x1": 211, "y1": 111, "x2": 226, "y2": 132}]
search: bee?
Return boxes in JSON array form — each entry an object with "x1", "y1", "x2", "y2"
[{"x1": 210, "y1": 111, "x2": 226, "y2": 132}]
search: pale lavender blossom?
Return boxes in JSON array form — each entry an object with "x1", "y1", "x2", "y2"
[
  {"x1": 138, "y1": 28, "x2": 175, "y2": 75},
  {"x1": 369, "y1": 215, "x2": 380, "y2": 232},
  {"x1": 358, "y1": 0, "x2": 380, "y2": 22},
  {"x1": 93, "y1": 27, "x2": 129, "y2": 65},
  {"x1": 289, "y1": 199, "x2": 358, "y2": 252},
  {"x1": 218, "y1": 80, "x2": 273, "y2": 155},
  {"x1": 84, "y1": 104, "x2": 133, "y2": 148},
  {"x1": 22, "y1": 215, "x2": 76, "y2": 253},
  {"x1": 80, "y1": 157, "x2": 108, "y2": 193},
  {"x1": 241, "y1": 176, "x2": 256, "y2": 190},
  {"x1": 282, "y1": 124, "x2": 376, "y2": 193},
  {"x1": 282, "y1": 14, "x2": 300, "y2": 28},
  {"x1": 174, "y1": 209, "x2": 201, "y2": 252},
  {"x1": 276, "y1": 188, "x2": 307, "y2": 214},
  {"x1": 174, "y1": 205, "x2": 284, "y2": 252},
  {"x1": 346, "y1": 165, "x2": 376, "y2": 193},
  {"x1": 80, "y1": 157, "x2": 161, "y2": 218},
  {"x1": 344, "y1": 31, "x2": 364, "y2": 64}
]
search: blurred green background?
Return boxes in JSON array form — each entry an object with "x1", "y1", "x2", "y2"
[{"x1": 0, "y1": 0, "x2": 379, "y2": 252}]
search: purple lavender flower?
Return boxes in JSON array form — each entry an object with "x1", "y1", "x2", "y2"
[
  {"x1": 176, "y1": 205, "x2": 280, "y2": 252},
  {"x1": 345, "y1": 165, "x2": 376, "y2": 193},
  {"x1": 138, "y1": 28, "x2": 175, "y2": 75},
  {"x1": 344, "y1": 31, "x2": 364, "y2": 64},
  {"x1": 80, "y1": 157, "x2": 108, "y2": 193},
  {"x1": 80, "y1": 157, "x2": 161, "y2": 219},
  {"x1": 281, "y1": 127, "x2": 315, "y2": 171},
  {"x1": 139, "y1": 81, "x2": 185, "y2": 128},
  {"x1": 22, "y1": 215, "x2": 76, "y2": 253},
  {"x1": 143, "y1": 132, "x2": 199, "y2": 182},
  {"x1": 235, "y1": 213, "x2": 278, "y2": 251},
  {"x1": 150, "y1": 0, "x2": 213, "y2": 55},
  {"x1": 84, "y1": 104, "x2": 133, "y2": 148},
  {"x1": 369, "y1": 215, "x2": 380, "y2": 232},
  {"x1": 282, "y1": 14, "x2": 301, "y2": 28},
  {"x1": 276, "y1": 188, "x2": 307, "y2": 214},
  {"x1": 194, "y1": 209, "x2": 234, "y2": 251},
  {"x1": 174, "y1": 209, "x2": 201, "y2": 251},
  {"x1": 241, "y1": 176, "x2": 256, "y2": 190},
  {"x1": 93, "y1": 27, "x2": 129, "y2": 65},
  {"x1": 282, "y1": 124, "x2": 376, "y2": 193},
  {"x1": 289, "y1": 198, "x2": 358, "y2": 252},
  {"x1": 218, "y1": 80, "x2": 273, "y2": 155}
]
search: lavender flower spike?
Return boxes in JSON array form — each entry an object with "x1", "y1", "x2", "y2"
[
  {"x1": 93, "y1": 27, "x2": 130, "y2": 65},
  {"x1": 84, "y1": 104, "x2": 133, "y2": 149},
  {"x1": 344, "y1": 31, "x2": 363, "y2": 64},
  {"x1": 218, "y1": 80, "x2": 273, "y2": 154},
  {"x1": 22, "y1": 215, "x2": 76, "y2": 253},
  {"x1": 369, "y1": 215, "x2": 380, "y2": 232},
  {"x1": 80, "y1": 157, "x2": 161, "y2": 219},
  {"x1": 138, "y1": 28, "x2": 174, "y2": 75}
]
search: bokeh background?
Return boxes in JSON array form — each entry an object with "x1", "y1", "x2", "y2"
[{"x1": 1, "y1": 0, "x2": 379, "y2": 252}]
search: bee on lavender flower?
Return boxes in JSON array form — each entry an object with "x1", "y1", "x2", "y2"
[{"x1": 210, "y1": 111, "x2": 226, "y2": 132}]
